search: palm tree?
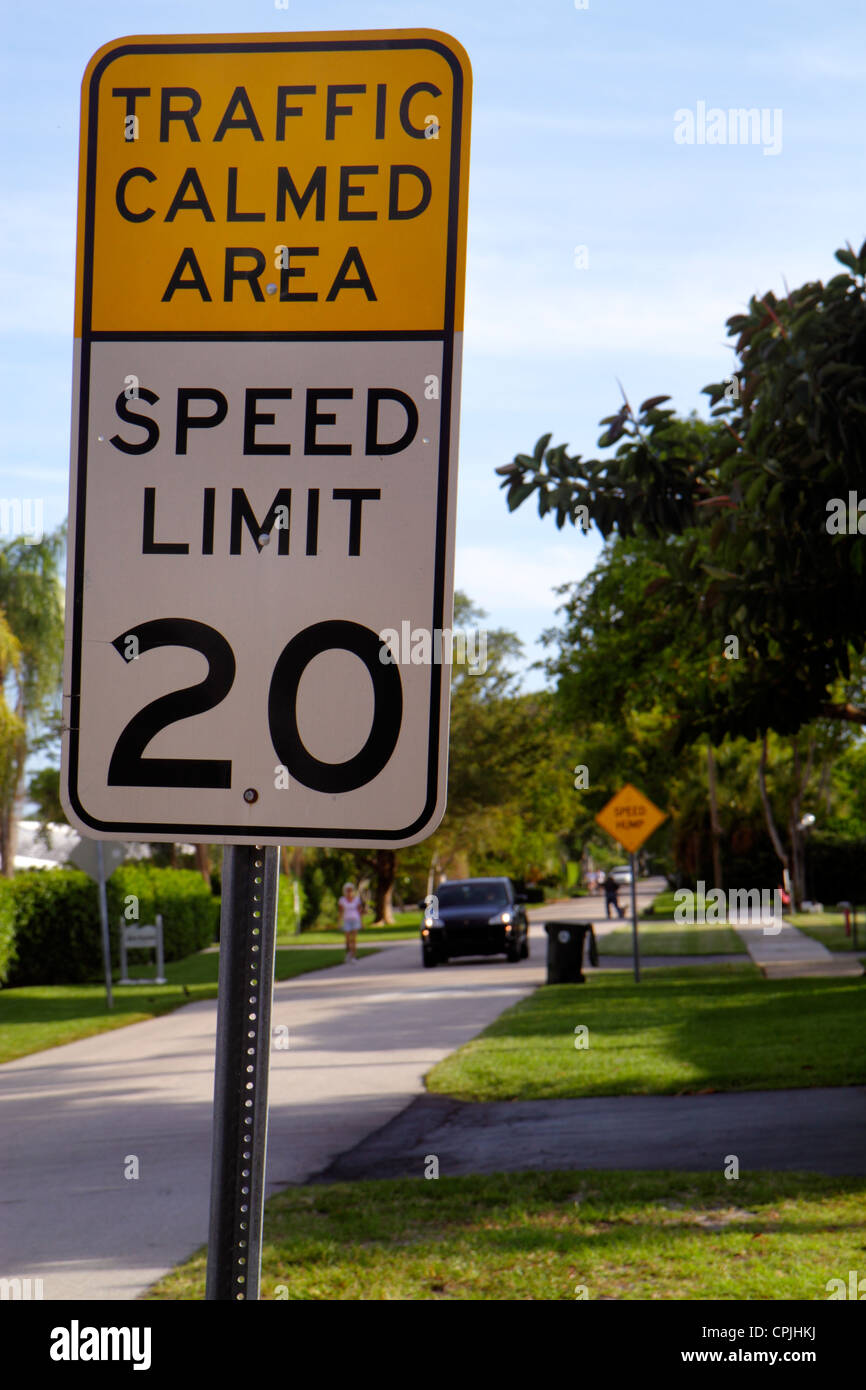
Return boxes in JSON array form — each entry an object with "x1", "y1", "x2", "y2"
[{"x1": 0, "y1": 530, "x2": 65, "y2": 875}]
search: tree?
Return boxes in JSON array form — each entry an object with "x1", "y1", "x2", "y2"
[
  {"x1": 391, "y1": 594, "x2": 582, "y2": 889},
  {"x1": 193, "y1": 844, "x2": 211, "y2": 886},
  {"x1": 0, "y1": 612, "x2": 25, "y2": 853},
  {"x1": 827, "y1": 739, "x2": 866, "y2": 833},
  {"x1": 538, "y1": 523, "x2": 740, "y2": 884},
  {"x1": 497, "y1": 243, "x2": 866, "y2": 742},
  {"x1": 756, "y1": 721, "x2": 854, "y2": 904},
  {"x1": 533, "y1": 523, "x2": 858, "y2": 898},
  {"x1": 297, "y1": 847, "x2": 363, "y2": 928},
  {"x1": 0, "y1": 532, "x2": 65, "y2": 875},
  {"x1": 371, "y1": 849, "x2": 397, "y2": 924},
  {"x1": 26, "y1": 765, "x2": 68, "y2": 848},
  {"x1": 431, "y1": 597, "x2": 552, "y2": 876}
]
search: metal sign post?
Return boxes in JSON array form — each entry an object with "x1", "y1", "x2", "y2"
[
  {"x1": 206, "y1": 845, "x2": 278, "y2": 1301},
  {"x1": 595, "y1": 784, "x2": 667, "y2": 985},
  {"x1": 95, "y1": 841, "x2": 114, "y2": 1010},
  {"x1": 629, "y1": 851, "x2": 640, "y2": 984},
  {"x1": 68, "y1": 837, "x2": 127, "y2": 1009}
]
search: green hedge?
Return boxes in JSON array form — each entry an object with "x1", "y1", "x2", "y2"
[
  {"x1": 299, "y1": 851, "x2": 360, "y2": 928},
  {"x1": 4, "y1": 864, "x2": 218, "y2": 987},
  {"x1": 277, "y1": 874, "x2": 306, "y2": 935},
  {"x1": 107, "y1": 864, "x2": 217, "y2": 963},
  {"x1": 0, "y1": 877, "x2": 18, "y2": 985},
  {"x1": 299, "y1": 862, "x2": 340, "y2": 928},
  {"x1": 7, "y1": 870, "x2": 104, "y2": 986}
]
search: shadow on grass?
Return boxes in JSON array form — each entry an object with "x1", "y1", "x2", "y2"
[{"x1": 430, "y1": 967, "x2": 866, "y2": 1095}]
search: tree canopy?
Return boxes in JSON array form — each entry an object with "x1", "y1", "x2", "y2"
[{"x1": 498, "y1": 243, "x2": 866, "y2": 742}]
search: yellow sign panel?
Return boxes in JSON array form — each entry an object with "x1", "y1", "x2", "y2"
[
  {"x1": 76, "y1": 31, "x2": 470, "y2": 334},
  {"x1": 595, "y1": 783, "x2": 667, "y2": 854}
]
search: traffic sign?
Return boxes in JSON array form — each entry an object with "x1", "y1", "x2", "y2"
[
  {"x1": 61, "y1": 30, "x2": 471, "y2": 848},
  {"x1": 595, "y1": 783, "x2": 667, "y2": 854},
  {"x1": 66, "y1": 837, "x2": 126, "y2": 881}
]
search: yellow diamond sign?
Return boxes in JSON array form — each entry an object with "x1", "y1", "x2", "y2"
[{"x1": 595, "y1": 783, "x2": 667, "y2": 854}]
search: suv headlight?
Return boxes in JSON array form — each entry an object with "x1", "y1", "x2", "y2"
[{"x1": 488, "y1": 911, "x2": 512, "y2": 925}]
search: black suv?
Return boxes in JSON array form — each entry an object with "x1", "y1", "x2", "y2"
[{"x1": 420, "y1": 877, "x2": 530, "y2": 967}]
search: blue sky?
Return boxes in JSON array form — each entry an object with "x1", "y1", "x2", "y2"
[{"x1": 2, "y1": 0, "x2": 865, "y2": 686}]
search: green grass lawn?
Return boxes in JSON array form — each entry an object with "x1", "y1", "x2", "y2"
[
  {"x1": 0, "y1": 946, "x2": 378, "y2": 1065},
  {"x1": 642, "y1": 889, "x2": 682, "y2": 918},
  {"x1": 277, "y1": 908, "x2": 421, "y2": 945},
  {"x1": 144, "y1": 1169, "x2": 866, "y2": 1301},
  {"x1": 642, "y1": 890, "x2": 752, "y2": 923},
  {"x1": 790, "y1": 910, "x2": 866, "y2": 953},
  {"x1": 599, "y1": 920, "x2": 743, "y2": 955},
  {"x1": 425, "y1": 966, "x2": 866, "y2": 1102}
]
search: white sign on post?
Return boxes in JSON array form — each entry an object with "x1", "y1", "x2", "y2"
[{"x1": 61, "y1": 29, "x2": 472, "y2": 848}]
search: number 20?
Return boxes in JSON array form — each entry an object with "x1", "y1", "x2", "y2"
[{"x1": 107, "y1": 617, "x2": 403, "y2": 794}]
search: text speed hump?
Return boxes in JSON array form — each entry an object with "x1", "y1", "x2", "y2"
[{"x1": 61, "y1": 30, "x2": 472, "y2": 847}]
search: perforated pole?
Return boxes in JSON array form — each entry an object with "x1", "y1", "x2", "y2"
[
  {"x1": 96, "y1": 841, "x2": 114, "y2": 1010},
  {"x1": 629, "y1": 851, "x2": 640, "y2": 983},
  {"x1": 206, "y1": 845, "x2": 279, "y2": 1300}
]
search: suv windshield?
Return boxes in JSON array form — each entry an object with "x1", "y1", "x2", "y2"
[{"x1": 437, "y1": 881, "x2": 509, "y2": 908}]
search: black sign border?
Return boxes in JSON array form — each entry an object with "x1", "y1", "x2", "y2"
[{"x1": 66, "y1": 33, "x2": 467, "y2": 842}]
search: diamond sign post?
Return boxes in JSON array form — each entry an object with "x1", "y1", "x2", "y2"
[{"x1": 595, "y1": 783, "x2": 667, "y2": 982}]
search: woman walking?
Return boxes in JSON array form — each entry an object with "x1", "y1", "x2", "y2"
[{"x1": 338, "y1": 882, "x2": 363, "y2": 962}]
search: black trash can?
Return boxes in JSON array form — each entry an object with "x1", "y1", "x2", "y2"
[{"x1": 544, "y1": 922, "x2": 597, "y2": 984}]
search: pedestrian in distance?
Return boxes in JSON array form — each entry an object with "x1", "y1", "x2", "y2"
[
  {"x1": 338, "y1": 882, "x2": 363, "y2": 962},
  {"x1": 603, "y1": 873, "x2": 625, "y2": 919}
]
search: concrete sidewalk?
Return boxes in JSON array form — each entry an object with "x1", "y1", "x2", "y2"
[{"x1": 732, "y1": 919, "x2": 864, "y2": 979}]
